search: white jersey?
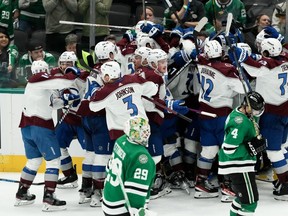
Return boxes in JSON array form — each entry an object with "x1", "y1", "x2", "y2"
[
  {"x1": 242, "y1": 56, "x2": 288, "y2": 108},
  {"x1": 89, "y1": 74, "x2": 158, "y2": 140},
  {"x1": 197, "y1": 56, "x2": 245, "y2": 116}
]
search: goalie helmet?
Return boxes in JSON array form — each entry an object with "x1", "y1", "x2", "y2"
[
  {"x1": 243, "y1": 91, "x2": 265, "y2": 117},
  {"x1": 204, "y1": 40, "x2": 222, "y2": 59},
  {"x1": 260, "y1": 38, "x2": 282, "y2": 57},
  {"x1": 59, "y1": 51, "x2": 77, "y2": 65},
  {"x1": 147, "y1": 49, "x2": 168, "y2": 69},
  {"x1": 31, "y1": 60, "x2": 49, "y2": 74},
  {"x1": 100, "y1": 61, "x2": 121, "y2": 82},
  {"x1": 124, "y1": 116, "x2": 151, "y2": 146},
  {"x1": 94, "y1": 41, "x2": 116, "y2": 60}
]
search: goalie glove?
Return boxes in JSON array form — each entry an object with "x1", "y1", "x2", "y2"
[
  {"x1": 246, "y1": 136, "x2": 267, "y2": 157},
  {"x1": 61, "y1": 93, "x2": 80, "y2": 107}
]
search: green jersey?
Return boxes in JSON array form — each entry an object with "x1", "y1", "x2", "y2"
[
  {"x1": 218, "y1": 108, "x2": 257, "y2": 175},
  {"x1": 0, "y1": 0, "x2": 18, "y2": 39},
  {"x1": 102, "y1": 135, "x2": 156, "y2": 216},
  {"x1": 204, "y1": 0, "x2": 246, "y2": 34}
]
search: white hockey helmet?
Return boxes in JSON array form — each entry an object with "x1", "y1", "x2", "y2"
[
  {"x1": 260, "y1": 38, "x2": 282, "y2": 57},
  {"x1": 100, "y1": 61, "x2": 121, "y2": 82},
  {"x1": 135, "y1": 20, "x2": 155, "y2": 35},
  {"x1": 136, "y1": 32, "x2": 158, "y2": 49},
  {"x1": 180, "y1": 39, "x2": 196, "y2": 56},
  {"x1": 237, "y1": 43, "x2": 252, "y2": 56},
  {"x1": 59, "y1": 51, "x2": 77, "y2": 66},
  {"x1": 31, "y1": 60, "x2": 49, "y2": 74},
  {"x1": 94, "y1": 41, "x2": 116, "y2": 60},
  {"x1": 124, "y1": 116, "x2": 151, "y2": 146},
  {"x1": 147, "y1": 49, "x2": 168, "y2": 69},
  {"x1": 204, "y1": 40, "x2": 223, "y2": 59},
  {"x1": 134, "y1": 46, "x2": 152, "y2": 65}
]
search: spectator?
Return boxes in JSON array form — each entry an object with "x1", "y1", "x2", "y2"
[
  {"x1": 0, "y1": 27, "x2": 18, "y2": 87},
  {"x1": 244, "y1": 14, "x2": 271, "y2": 53},
  {"x1": 42, "y1": 0, "x2": 78, "y2": 54},
  {"x1": 78, "y1": 0, "x2": 112, "y2": 51},
  {"x1": 139, "y1": 6, "x2": 156, "y2": 23},
  {"x1": 18, "y1": 0, "x2": 46, "y2": 38},
  {"x1": 16, "y1": 40, "x2": 57, "y2": 86},
  {"x1": 0, "y1": 0, "x2": 19, "y2": 42},
  {"x1": 204, "y1": 0, "x2": 246, "y2": 34},
  {"x1": 272, "y1": 2, "x2": 286, "y2": 36},
  {"x1": 65, "y1": 33, "x2": 78, "y2": 53},
  {"x1": 164, "y1": 0, "x2": 205, "y2": 30}
]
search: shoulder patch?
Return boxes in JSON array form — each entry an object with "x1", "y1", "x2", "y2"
[
  {"x1": 234, "y1": 116, "x2": 243, "y2": 124},
  {"x1": 138, "y1": 154, "x2": 148, "y2": 164}
]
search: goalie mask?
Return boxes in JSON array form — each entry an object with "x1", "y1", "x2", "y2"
[
  {"x1": 243, "y1": 91, "x2": 265, "y2": 117},
  {"x1": 31, "y1": 60, "x2": 49, "y2": 74},
  {"x1": 124, "y1": 116, "x2": 151, "y2": 146}
]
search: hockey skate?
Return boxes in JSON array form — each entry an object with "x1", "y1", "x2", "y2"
[
  {"x1": 185, "y1": 170, "x2": 195, "y2": 188},
  {"x1": 150, "y1": 173, "x2": 172, "y2": 200},
  {"x1": 42, "y1": 190, "x2": 66, "y2": 212},
  {"x1": 256, "y1": 167, "x2": 278, "y2": 183},
  {"x1": 194, "y1": 176, "x2": 219, "y2": 199},
  {"x1": 168, "y1": 171, "x2": 190, "y2": 194},
  {"x1": 79, "y1": 187, "x2": 93, "y2": 204},
  {"x1": 57, "y1": 165, "x2": 78, "y2": 189},
  {"x1": 14, "y1": 185, "x2": 36, "y2": 206},
  {"x1": 273, "y1": 181, "x2": 288, "y2": 201},
  {"x1": 90, "y1": 189, "x2": 102, "y2": 207},
  {"x1": 220, "y1": 182, "x2": 236, "y2": 203}
]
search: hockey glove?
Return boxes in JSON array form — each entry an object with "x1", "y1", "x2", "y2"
[
  {"x1": 84, "y1": 76, "x2": 101, "y2": 100},
  {"x1": 165, "y1": 99, "x2": 189, "y2": 115},
  {"x1": 171, "y1": 50, "x2": 190, "y2": 67},
  {"x1": 190, "y1": 49, "x2": 198, "y2": 60},
  {"x1": 228, "y1": 47, "x2": 248, "y2": 65},
  {"x1": 170, "y1": 26, "x2": 184, "y2": 38},
  {"x1": 64, "y1": 66, "x2": 81, "y2": 77},
  {"x1": 62, "y1": 93, "x2": 81, "y2": 107},
  {"x1": 264, "y1": 26, "x2": 285, "y2": 44},
  {"x1": 140, "y1": 23, "x2": 164, "y2": 38},
  {"x1": 182, "y1": 27, "x2": 194, "y2": 40},
  {"x1": 246, "y1": 136, "x2": 267, "y2": 157},
  {"x1": 123, "y1": 29, "x2": 136, "y2": 42}
]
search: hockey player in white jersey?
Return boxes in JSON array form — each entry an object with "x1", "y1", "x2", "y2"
[
  {"x1": 191, "y1": 40, "x2": 245, "y2": 200},
  {"x1": 14, "y1": 60, "x2": 81, "y2": 211},
  {"x1": 232, "y1": 38, "x2": 288, "y2": 201}
]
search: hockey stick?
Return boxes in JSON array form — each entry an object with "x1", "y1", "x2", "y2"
[
  {"x1": 225, "y1": 13, "x2": 260, "y2": 136},
  {"x1": 164, "y1": 0, "x2": 185, "y2": 27},
  {"x1": 142, "y1": 96, "x2": 192, "y2": 123},
  {"x1": 189, "y1": 108, "x2": 217, "y2": 118},
  {"x1": 0, "y1": 178, "x2": 45, "y2": 185},
  {"x1": 166, "y1": 16, "x2": 208, "y2": 87}
]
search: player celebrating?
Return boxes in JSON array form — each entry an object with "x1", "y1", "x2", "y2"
[
  {"x1": 218, "y1": 91, "x2": 266, "y2": 216},
  {"x1": 102, "y1": 116, "x2": 156, "y2": 216},
  {"x1": 14, "y1": 60, "x2": 80, "y2": 211}
]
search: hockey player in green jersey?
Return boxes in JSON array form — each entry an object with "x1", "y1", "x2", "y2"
[
  {"x1": 218, "y1": 91, "x2": 266, "y2": 216},
  {"x1": 102, "y1": 116, "x2": 156, "y2": 216}
]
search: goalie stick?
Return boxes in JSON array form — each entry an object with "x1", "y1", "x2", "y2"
[
  {"x1": 166, "y1": 16, "x2": 208, "y2": 86},
  {"x1": 225, "y1": 13, "x2": 260, "y2": 136}
]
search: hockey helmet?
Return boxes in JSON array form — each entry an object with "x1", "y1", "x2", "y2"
[
  {"x1": 94, "y1": 41, "x2": 116, "y2": 60},
  {"x1": 124, "y1": 116, "x2": 151, "y2": 146},
  {"x1": 204, "y1": 40, "x2": 223, "y2": 59},
  {"x1": 243, "y1": 91, "x2": 265, "y2": 117},
  {"x1": 100, "y1": 61, "x2": 121, "y2": 83},
  {"x1": 31, "y1": 60, "x2": 49, "y2": 74},
  {"x1": 260, "y1": 38, "x2": 282, "y2": 57},
  {"x1": 147, "y1": 49, "x2": 168, "y2": 69}
]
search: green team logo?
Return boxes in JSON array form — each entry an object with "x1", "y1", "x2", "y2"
[
  {"x1": 138, "y1": 154, "x2": 148, "y2": 164},
  {"x1": 234, "y1": 116, "x2": 243, "y2": 124}
]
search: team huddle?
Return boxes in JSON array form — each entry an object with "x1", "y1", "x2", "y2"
[{"x1": 12, "y1": 16, "x2": 288, "y2": 216}]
